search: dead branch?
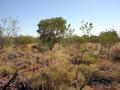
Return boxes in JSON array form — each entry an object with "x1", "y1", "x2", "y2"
[{"x1": 2, "y1": 72, "x2": 18, "y2": 90}]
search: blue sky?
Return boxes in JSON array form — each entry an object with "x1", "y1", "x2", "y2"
[{"x1": 0, "y1": 0, "x2": 120, "y2": 36}]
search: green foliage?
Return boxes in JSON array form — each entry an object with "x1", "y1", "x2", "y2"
[
  {"x1": 78, "y1": 64, "x2": 94, "y2": 76},
  {"x1": 37, "y1": 17, "x2": 67, "y2": 50},
  {"x1": 99, "y1": 30, "x2": 118, "y2": 48},
  {"x1": 82, "y1": 53, "x2": 99, "y2": 64},
  {"x1": 62, "y1": 34, "x2": 99, "y2": 48},
  {"x1": 88, "y1": 35, "x2": 99, "y2": 43},
  {"x1": 5, "y1": 36, "x2": 15, "y2": 46},
  {"x1": 99, "y1": 30, "x2": 118, "y2": 58},
  {"x1": 15, "y1": 35, "x2": 37, "y2": 47},
  {"x1": 63, "y1": 35, "x2": 82, "y2": 44},
  {"x1": 0, "y1": 65, "x2": 16, "y2": 76},
  {"x1": 80, "y1": 35, "x2": 89, "y2": 43}
]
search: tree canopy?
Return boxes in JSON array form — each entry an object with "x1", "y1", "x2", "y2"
[
  {"x1": 99, "y1": 30, "x2": 118, "y2": 47},
  {"x1": 37, "y1": 17, "x2": 67, "y2": 50}
]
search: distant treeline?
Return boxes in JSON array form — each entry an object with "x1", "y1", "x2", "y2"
[
  {"x1": 4, "y1": 35, "x2": 38, "y2": 46},
  {"x1": 0, "y1": 17, "x2": 120, "y2": 50},
  {"x1": 3, "y1": 30, "x2": 120, "y2": 47},
  {"x1": 62, "y1": 30, "x2": 119, "y2": 44}
]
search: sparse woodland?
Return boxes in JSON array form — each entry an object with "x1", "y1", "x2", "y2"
[{"x1": 0, "y1": 17, "x2": 120, "y2": 90}]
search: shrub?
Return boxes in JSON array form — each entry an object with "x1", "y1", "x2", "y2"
[
  {"x1": 3, "y1": 36, "x2": 15, "y2": 47},
  {"x1": 15, "y1": 35, "x2": 37, "y2": 47},
  {"x1": 0, "y1": 65, "x2": 16, "y2": 76},
  {"x1": 109, "y1": 43, "x2": 120, "y2": 62},
  {"x1": 78, "y1": 64, "x2": 92, "y2": 76},
  {"x1": 82, "y1": 52, "x2": 99, "y2": 64},
  {"x1": 99, "y1": 30, "x2": 118, "y2": 48},
  {"x1": 88, "y1": 35, "x2": 99, "y2": 43},
  {"x1": 70, "y1": 52, "x2": 99, "y2": 65},
  {"x1": 99, "y1": 30, "x2": 118, "y2": 58}
]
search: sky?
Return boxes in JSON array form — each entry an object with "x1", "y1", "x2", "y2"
[{"x1": 0, "y1": 0, "x2": 120, "y2": 36}]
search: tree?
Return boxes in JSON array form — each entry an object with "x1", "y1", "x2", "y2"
[
  {"x1": 99, "y1": 29, "x2": 118, "y2": 47},
  {"x1": 0, "y1": 17, "x2": 19, "y2": 52},
  {"x1": 99, "y1": 29, "x2": 118, "y2": 57},
  {"x1": 37, "y1": 17, "x2": 67, "y2": 50},
  {"x1": 80, "y1": 20, "x2": 93, "y2": 36}
]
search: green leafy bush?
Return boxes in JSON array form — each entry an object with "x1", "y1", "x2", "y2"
[
  {"x1": 99, "y1": 30, "x2": 118, "y2": 47},
  {"x1": 0, "y1": 65, "x2": 16, "y2": 76},
  {"x1": 88, "y1": 35, "x2": 99, "y2": 43},
  {"x1": 82, "y1": 52, "x2": 99, "y2": 64},
  {"x1": 15, "y1": 35, "x2": 37, "y2": 47}
]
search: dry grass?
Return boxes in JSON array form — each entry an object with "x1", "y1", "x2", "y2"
[{"x1": 0, "y1": 43, "x2": 120, "y2": 90}]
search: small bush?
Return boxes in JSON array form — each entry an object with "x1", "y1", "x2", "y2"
[
  {"x1": 70, "y1": 52, "x2": 99, "y2": 65},
  {"x1": 82, "y1": 52, "x2": 99, "y2": 64},
  {"x1": 0, "y1": 65, "x2": 16, "y2": 76},
  {"x1": 15, "y1": 35, "x2": 37, "y2": 47},
  {"x1": 109, "y1": 43, "x2": 120, "y2": 62},
  {"x1": 79, "y1": 64, "x2": 92, "y2": 76}
]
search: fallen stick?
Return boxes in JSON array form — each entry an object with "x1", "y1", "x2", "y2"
[{"x1": 2, "y1": 72, "x2": 18, "y2": 90}]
